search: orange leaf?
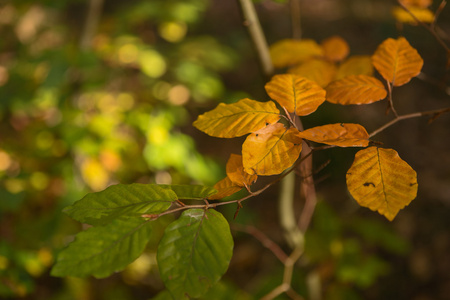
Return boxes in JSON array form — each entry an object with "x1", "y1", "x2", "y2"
[
  {"x1": 265, "y1": 74, "x2": 326, "y2": 116},
  {"x1": 326, "y1": 75, "x2": 387, "y2": 105},
  {"x1": 288, "y1": 59, "x2": 337, "y2": 87},
  {"x1": 392, "y1": 6, "x2": 434, "y2": 24},
  {"x1": 321, "y1": 36, "x2": 350, "y2": 62},
  {"x1": 336, "y1": 55, "x2": 374, "y2": 80},
  {"x1": 371, "y1": 37, "x2": 423, "y2": 86},
  {"x1": 193, "y1": 98, "x2": 280, "y2": 138},
  {"x1": 297, "y1": 123, "x2": 370, "y2": 147},
  {"x1": 269, "y1": 39, "x2": 323, "y2": 68},
  {"x1": 226, "y1": 154, "x2": 257, "y2": 187},
  {"x1": 208, "y1": 176, "x2": 242, "y2": 200},
  {"x1": 346, "y1": 147, "x2": 418, "y2": 221},
  {"x1": 242, "y1": 123, "x2": 302, "y2": 175}
]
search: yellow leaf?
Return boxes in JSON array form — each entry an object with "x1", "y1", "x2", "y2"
[
  {"x1": 326, "y1": 75, "x2": 387, "y2": 105},
  {"x1": 346, "y1": 147, "x2": 418, "y2": 221},
  {"x1": 321, "y1": 36, "x2": 350, "y2": 62},
  {"x1": 288, "y1": 59, "x2": 337, "y2": 87},
  {"x1": 226, "y1": 154, "x2": 257, "y2": 187},
  {"x1": 298, "y1": 123, "x2": 370, "y2": 147},
  {"x1": 242, "y1": 123, "x2": 302, "y2": 175},
  {"x1": 208, "y1": 176, "x2": 242, "y2": 200},
  {"x1": 193, "y1": 98, "x2": 280, "y2": 138},
  {"x1": 392, "y1": 6, "x2": 434, "y2": 24},
  {"x1": 399, "y1": 0, "x2": 432, "y2": 8},
  {"x1": 270, "y1": 39, "x2": 323, "y2": 68},
  {"x1": 265, "y1": 74, "x2": 327, "y2": 116},
  {"x1": 371, "y1": 37, "x2": 423, "y2": 87},
  {"x1": 336, "y1": 55, "x2": 374, "y2": 80}
]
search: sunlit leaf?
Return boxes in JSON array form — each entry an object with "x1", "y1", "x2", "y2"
[
  {"x1": 51, "y1": 217, "x2": 154, "y2": 278},
  {"x1": 193, "y1": 98, "x2": 280, "y2": 138},
  {"x1": 157, "y1": 209, "x2": 233, "y2": 299},
  {"x1": 336, "y1": 55, "x2": 374, "y2": 80},
  {"x1": 265, "y1": 74, "x2": 327, "y2": 116},
  {"x1": 399, "y1": 0, "x2": 432, "y2": 8},
  {"x1": 346, "y1": 147, "x2": 418, "y2": 221},
  {"x1": 226, "y1": 154, "x2": 257, "y2": 187},
  {"x1": 288, "y1": 59, "x2": 337, "y2": 87},
  {"x1": 160, "y1": 185, "x2": 217, "y2": 200},
  {"x1": 371, "y1": 37, "x2": 423, "y2": 86},
  {"x1": 392, "y1": 6, "x2": 434, "y2": 24},
  {"x1": 269, "y1": 39, "x2": 323, "y2": 68},
  {"x1": 298, "y1": 123, "x2": 370, "y2": 147},
  {"x1": 63, "y1": 184, "x2": 176, "y2": 226},
  {"x1": 321, "y1": 36, "x2": 350, "y2": 62},
  {"x1": 208, "y1": 176, "x2": 242, "y2": 200},
  {"x1": 326, "y1": 75, "x2": 387, "y2": 105},
  {"x1": 242, "y1": 123, "x2": 302, "y2": 175}
]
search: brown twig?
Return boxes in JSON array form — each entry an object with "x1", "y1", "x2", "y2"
[
  {"x1": 80, "y1": 0, "x2": 104, "y2": 51},
  {"x1": 386, "y1": 80, "x2": 399, "y2": 117},
  {"x1": 290, "y1": 0, "x2": 302, "y2": 39}
]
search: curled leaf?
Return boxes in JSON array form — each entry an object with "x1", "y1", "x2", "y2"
[
  {"x1": 346, "y1": 147, "x2": 418, "y2": 221},
  {"x1": 326, "y1": 75, "x2": 387, "y2": 105},
  {"x1": 298, "y1": 123, "x2": 370, "y2": 147},
  {"x1": 242, "y1": 123, "x2": 302, "y2": 176},
  {"x1": 265, "y1": 74, "x2": 327, "y2": 116},
  {"x1": 193, "y1": 98, "x2": 280, "y2": 138},
  {"x1": 208, "y1": 177, "x2": 242, "y2": 200},
  {"x1": 226, "y1": 154, "x2": 257, "y2": 187},
  {"x1": 371, "y1": 37, "x2": 423, "y2": 86}
]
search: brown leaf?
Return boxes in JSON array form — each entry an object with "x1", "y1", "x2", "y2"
[
  {"x1": 226, "y1": 154, "x2": 257, "y2": 187},
  {"x1": 297, "y1": 123, "x2": 370, "y2": 147},
  {"x1": 208, "y1": 176, "x2": 242, "y2": 200}
]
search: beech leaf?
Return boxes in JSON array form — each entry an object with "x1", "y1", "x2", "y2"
[
  {"x1": 288, "y1": 59, "x2": 337, "y2": 88},
  {"x1": 371, "y1": 37, "x2": 423, "y2": 86},
  {"x1": 242, "y1": 123, "x2": 302, "y2": 175},
  {"x1": 336, "y1": 55, "x2": 374, "y2": 80},
  {"x1": 157, "y1": 209, "x2": 233, "y2": 299},
  {"x1": 392, "y1": 7, "x2": 434, "y2": 24},
  {"x1": 321, "y1": 35, "x2": 350, "y2": 62},
  {"x1": 346, "y1": 147, "x2": 418, "y2": 221},
  {"x1": 193, "y1": 98, "x2": 280, "y2": 138},
  {"x1": 226, "y1": 154, "x2": 257, "y2": 187},
  {"x1": 326, "y1": 75, "x2": 387, "y2": 105},
  {"x1": 265, "y1": 74, "x2": 327, "y2": 116},
  {"x1": 208, "y1": 176, "x2": 242, "y2": 200},
  {"x1": 298, "y1": 123, "x2": 370, "y2": 147},
  {"x1": 269, "y1": 39, "x2": 323, "y2": 68}
]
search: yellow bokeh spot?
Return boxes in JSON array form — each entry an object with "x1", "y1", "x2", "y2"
[
  {"x1": 0, "y1": 255, "x2": 9, "y2": 270},
  {"x1": 168, "y1": 84, "x2": 190, "y2": 105},
  {"x1": 36, "y1": 131, "x2": 54, "y2": 150},
  {"x1": 147, "y1": 126, "x2": 169, "y2": 145},
  {"x1": 118, "y1": 43, "x2": 139, "y2": 64},
  {"x1": 0, "y1": 65, "x2": 9, "y2": 86},
  {"x1": 38, "y1": 248, "x2": 53, "y2": 267},
  {"x1": 117, "y1": 93, "x2": 135, "y2": 110},
  {"x1": 97, "y1": 93, "x2": 117, "y2": 113},
  {"x1": 139, "y1": 50, "x2": 166, "y2": 78},
  {"x1": 81, "y1": 158, "x2": 109, "y2": 191},
  {"x1": 30, "y1": 172, "x2": 49, "y2": 191},
  {"x1": 330, "y1": 239, "x2": 344, "y2": 256},
  {"x1": 123, "y1": 253, "x2": 155, "y2": 284},
  {"x1": 24, "y1": 256, "x2": 45, "y2": 277},
  {"x1": 4, "y1": 178, "x2": 25, "y2": 194},
  {"x1": 158, "y1": 21, "x2": 187, "y2": 43},
  {"x1": 0, "y1": 150, "x2": 12, "y2": 171},
  {"x1": 152, "y1": 81, "x2": 171, "y2": 100}
]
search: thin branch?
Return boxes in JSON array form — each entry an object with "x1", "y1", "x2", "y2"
[
  {"x1": 290, "y1": 0, "x2": 302, "y2": 39},
  {"x1": 80, "y1": 0, "x2": 104, "y2": 51},
  {"x1": 386, "y1": 80, "x2": 399, "y2": 117},
  {"x1": 238, "y1": 0, "x2": 274, "y2": 77},
  {"x1": 433, "y1": 0, "x2": 447, "y2": 29}
]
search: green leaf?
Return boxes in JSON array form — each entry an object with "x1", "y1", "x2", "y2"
[
  {"x1": 63, "y1": 184, "x2": 177, "y2": 226},
  {"x1": 157, "y1": 209, "x2": 233, "y2": 299},
  {"x1": 160, "y1": 185, "x2": 217, "y2": 200},
  {"x1": 51, "y1": 217, "x2": 154, "y2": 278}
]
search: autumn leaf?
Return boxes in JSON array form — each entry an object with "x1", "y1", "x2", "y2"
[
  {"x1": 242, "y1": 123, "x2": 302, "y2": 176},
  {"x1": 321, "y1": 36, "x2": 350, "y2": 62},
  {"x1": 336, "y1": 55, "x2": 374, "y2": 80},
  {"x1": 193, "y1": 98, "x2": 280, "y2": 138},
  {"x1": 270, "y1": 39, "x2": 323, "y2": 68},
  {"x1": 226, "y1": 154, "x2": 257, "y2": 187},
  {"x1": 208, "y1": 176, "x2": 242, "y2": 200},
  {"x1": 346, "y1": 147, "x2": 418, "y2": 221},
  {"x1": 392, "y1": 6, "x2": 434, "y2": 24},
  {"x1": 326, "y1": 75, "x2": 387, "y2": 105},
  {"x1": 265, "y1": 74, "x2": 327, "y2": 116},
  {"x1": 371, "y1": 37, "x2": 423, "y2": 86},
  {"x1": 288, "y1": 59, "x2": 337, "y2": 88},
  {"x1": 399, "y1": 0, "x2": 432, "y2": 8},
  {"x1": 298, "y1": 123, "x2": 370, "y2": 147}
]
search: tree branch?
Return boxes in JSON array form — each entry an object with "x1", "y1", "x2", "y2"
[{"x1": 80, "y1": 0, "x2": 104, "y2": 51}]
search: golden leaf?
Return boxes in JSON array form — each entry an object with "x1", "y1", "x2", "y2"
[
  {"x1": 193, "y1": 98, "x2": 280, "y2": 138},
  {"x1": 336, "y1": 55, "x2": 374, "y2": 80},
  {"x1": 242, "y1": 123, "x2": 302, "y2": 176},
  {"x1": 392, "y1": 6, "x2": 434, "y2": 24},
  {"x1": 288, "y1": 59, "x2": 337, "y2": 87},
  {"x1": 371, "y1": 37, "x2": 423, "y2": 86},
  {"x1": 346, "y1": 147, "x2": 418, "y2": 221},
  {"x1": 326, "y1": 75, "x2": 387, "y2": 105},
  {"x1": 208, "y1": 176, "x2": 242, "y2": 200},
  {"x1": 399, "y1": 0, "x2": 432, "y2": 8},
  {"x1": 226, "y1": 154, "x2": 257, "y2": 187},
  {"x1": 321, "y1": 36, "x2": 350, "y2": 62},
  {"x1": 265, "y1": 74, "x2": 327, "y2": 116},
  {"x1": 269, "y1": 39, "x2": 323, "y2": 68},
  {"x1": 298, "y1": 123, "x2": 370, "y2": 147}
]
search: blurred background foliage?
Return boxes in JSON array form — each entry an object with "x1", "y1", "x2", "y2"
[{"x1": 1, "y1": 0, "x2": 450, "y2": 299}]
